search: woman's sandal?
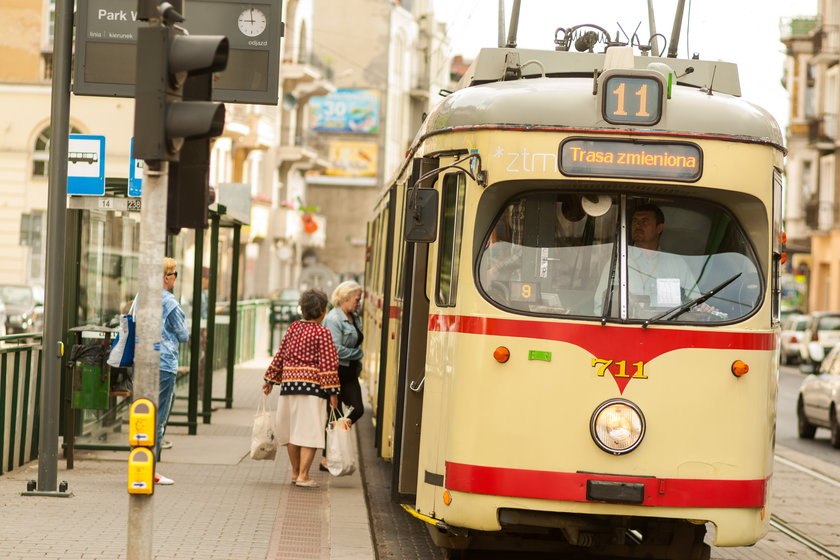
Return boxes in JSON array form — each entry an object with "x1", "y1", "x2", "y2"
[{"x1": 295, "y1": 479, "x2": 319, "y2": 488}]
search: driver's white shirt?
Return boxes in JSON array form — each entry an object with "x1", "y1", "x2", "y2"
[{"x1": 594, "y1": 246, "x2": 699, "y2": 313}]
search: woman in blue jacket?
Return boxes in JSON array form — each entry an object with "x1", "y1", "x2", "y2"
[{"x1": 322, "y1": 281, "x2": 364, "y2": 426}]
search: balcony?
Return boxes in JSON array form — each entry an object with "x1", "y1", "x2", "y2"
[
  {"x1": 780, "y1": 16, "x2": 819, "y2": 40},
  {"x1": 805, "y1": 199, "x2": 837, "y2": 231},
  {"x1": 276, "y1": 145, "x2": 328, "y2": 174},
  {"x1": 811, "y1": 24, "x2": 840, "y2": 63},
  {"x1": 807, "y1": 113, "x2": 837, "y2": 150},
  {"x1": 282, "y1": 51, "x2": 335, "y2": 99}
]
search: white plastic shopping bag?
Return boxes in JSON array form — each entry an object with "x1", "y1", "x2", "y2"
[
  {"x1": 107, "y1": 297, "x2": 137, "y2": 368},
  {"x1": 250, "y1": 394, "x2": 277, "y2": 460},
  {"x1": 326, "y1": 407, "x2": 357, "y2": 476}
]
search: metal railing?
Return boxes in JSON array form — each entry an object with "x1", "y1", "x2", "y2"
[
  {"x1": 0, "y1": 335, "x2": 43, "y2": 475},
  {"x1": 1, "y1": 299, "x2": 269, "y2": 476}
]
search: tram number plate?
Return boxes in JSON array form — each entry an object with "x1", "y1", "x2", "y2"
[
  {"x1": 127, "y1": 199, "x2": 141, "y2": 211},
  {"x1": 586, "y1": 480, "x2": 644, "y2": 504}
]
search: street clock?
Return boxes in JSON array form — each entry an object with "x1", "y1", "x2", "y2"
[{"x1": 237, "y1": 8, "x2": 266, "y2": 37}]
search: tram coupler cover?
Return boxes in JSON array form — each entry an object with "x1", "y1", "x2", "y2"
[{"x1": 129, "y1": 398, "x2": 156, "y2": 447}]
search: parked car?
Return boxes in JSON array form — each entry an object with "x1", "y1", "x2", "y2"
[
  {"x1": 0, "y1": 297, "x2": 7, "y2": 337},
  {"x1": 781, "y1": 305, "x2": 804, "y2": 324},
  {"x1": 780, "y1": 314, "x2": 809, "y2": 365},
  {"x1": 0, "y1": 285, "x2": 41, "y2": 334},
  {"x1": 798, "y1": 342, "x2": 840, "y2": 447},
  {"x1": 799, "y1": 312, "x2": 840, "y2": 368}
]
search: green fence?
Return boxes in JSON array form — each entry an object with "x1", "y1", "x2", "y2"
[
  {"x1": 0, "y1": 335, "x2": 43, "y2": 475},
  {"x1": 0, "y1": 299, "x2": 269, "y2": 476},
  {"x1": 178, "y1": 299, "x2": 269, "y2": 369}
]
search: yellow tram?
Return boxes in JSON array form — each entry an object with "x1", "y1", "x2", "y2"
[{"x1": 362, "y1": 24, "x2": 783, "y2": 560}]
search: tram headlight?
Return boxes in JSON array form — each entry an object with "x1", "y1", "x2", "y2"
[{"x1": 590, "y1": 399, "x2": 645, "y2": 455}]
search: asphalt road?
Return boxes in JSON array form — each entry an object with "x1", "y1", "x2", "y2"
[{"x1": 777, "y1": 363, "x2": 840, "y2": 465}]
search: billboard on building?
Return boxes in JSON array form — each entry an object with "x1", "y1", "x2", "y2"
[
  {"x1": 325, "y1": 141, "x2": 377, "y2": 177},
  {"x1": 310, "y1": 89, "x2": 380, "y2": 133}
]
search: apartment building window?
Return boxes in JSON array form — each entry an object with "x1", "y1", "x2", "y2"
[
  {"x1": 803, "y1": 160, "x2": 814, "y2": 199},
  {"x1": 32, "y1": 125, "x2": 81, "y2": 177},
  {"x1": 43, "y1": 0, "x2": 55, "y2": 48},
  {"x1": 819, "y1": 155, "x2": 835, "y2": 230},
  {"x1": 20, "y1": 211, "x2": 46, "y2": 284}
]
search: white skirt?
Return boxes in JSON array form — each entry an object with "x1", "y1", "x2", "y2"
[{"x1": 274, "y1": 394, "x2": 327, "y2": 449}]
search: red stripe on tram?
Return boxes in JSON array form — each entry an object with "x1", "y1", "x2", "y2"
[
  {"x1": 445, "y1": 462, "x2": 767, "y2": 508},
  {"x1": 427, "y1": 314, "x2": 775, "y2": 364}
]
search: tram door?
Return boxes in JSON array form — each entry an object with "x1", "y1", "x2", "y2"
[{"x1": 392, "y1": 158, "x2": 440, "y2": 497}]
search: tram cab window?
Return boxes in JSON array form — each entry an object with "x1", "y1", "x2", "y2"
[{"x1": 477, "y1": 193, "x2": 762, "y2": 324}]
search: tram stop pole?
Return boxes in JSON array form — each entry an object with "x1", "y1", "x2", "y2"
[{"x1": 127, "y1": 161, "x2": 167, "y2": 560}]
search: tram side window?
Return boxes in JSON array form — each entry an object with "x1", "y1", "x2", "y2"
[
  {"x1": 436, "y1": 173, "x2": 466, "y2": 307},
  {"x1": 477, "y1": 192, "x2": 763, "y2": 324}
]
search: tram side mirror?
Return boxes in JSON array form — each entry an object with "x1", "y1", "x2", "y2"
[{"x1": 404, "y1": 188, "x2": 438, "y2": 243}]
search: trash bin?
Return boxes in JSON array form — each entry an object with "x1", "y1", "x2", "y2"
[{"x1": 70, "y1": 342, "x2": 109, "y2": 410}]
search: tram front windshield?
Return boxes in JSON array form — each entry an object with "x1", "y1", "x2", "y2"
[{"x1": 477, "y1": 193, "x2": 762, "y2": 323}]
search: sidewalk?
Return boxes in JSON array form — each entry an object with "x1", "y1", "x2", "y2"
[{"x1": 0, "y1": 357, "x2": 374, "y2": 560}]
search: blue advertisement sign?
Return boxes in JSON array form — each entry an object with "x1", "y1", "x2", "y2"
[
  {"x1": 129, "y1": 137, "x2": 143, "y2": 197},
  {"x1": 309, "y1": 89, "x2": 380, "y2": 133},
  {"x1": 67, "y1": 134, "x2": 106, "y2": 195}
]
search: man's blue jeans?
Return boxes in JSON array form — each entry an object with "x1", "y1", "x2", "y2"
[{"x1": 156, "y1": 370, "x2": 177, "y2": 462}]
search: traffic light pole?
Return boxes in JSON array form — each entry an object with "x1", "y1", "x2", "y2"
[
  {"x1": 128, "y1": 162, "x2": 167, "y2": 560},
  {"x1": 24, "y1": 0, "x2": 75, "y2": 498}
]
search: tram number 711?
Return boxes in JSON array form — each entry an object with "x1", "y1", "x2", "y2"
[{"x1": 592, "y1": 358, "x2": 648, "y2": 379}]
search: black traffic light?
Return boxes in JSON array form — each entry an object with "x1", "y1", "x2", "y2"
[
  {"x1": 167, "y1": 73, "x2": 214, "y2": 234},
  {"x1": 133, "y1": 23, "x2": 228, "y2": 163}
]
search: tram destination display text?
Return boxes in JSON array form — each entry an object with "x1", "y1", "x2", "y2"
[{"x1": 559, "y1": 139, "x2": 702, "y2": 182}]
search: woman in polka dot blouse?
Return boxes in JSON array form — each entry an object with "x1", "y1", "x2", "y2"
[{"x1": 262, "y1": 289, "x2": 340, "y2": 487}]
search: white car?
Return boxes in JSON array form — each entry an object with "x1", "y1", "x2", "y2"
[
  {"x1": 798, "y1": 342, "x2": 840, "y2": 447},
  {"x1": 780, "y1": 314, "x2": 809, "y2": 365},
  {"x1": 799, "y1": 312, "x2": 840, "y2": 367}
]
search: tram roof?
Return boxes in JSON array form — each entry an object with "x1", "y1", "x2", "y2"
[{"x1": 421, "y1": 48, "x2": 782, "y2": 147}]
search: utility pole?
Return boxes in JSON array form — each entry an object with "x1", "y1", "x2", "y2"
[
  {"x1": 127, "y1": 161, "x2": 166, "y2": 559},
  {"x1": 23, "y1": 0, "x2": 75, "y2": 499},
  {"x1": 128, "y1": 1, "x2": 228, "y2": 556}
]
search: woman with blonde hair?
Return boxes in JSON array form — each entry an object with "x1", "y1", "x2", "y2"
[{"x1": 155, "y1": 257, "x2": 189, "y2": 485}]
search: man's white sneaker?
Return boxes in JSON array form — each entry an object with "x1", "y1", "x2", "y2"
[{"x1": 154, "y1": 473, "x2": 174, "y2": 485}]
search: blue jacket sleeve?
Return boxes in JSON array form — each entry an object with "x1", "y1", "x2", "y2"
[
  {"x1": 324, "y1": 311, "x2": 363, "y2": 362},
  {"x1": 167, "y1": 304, "x2": 190, "y2": 342}
]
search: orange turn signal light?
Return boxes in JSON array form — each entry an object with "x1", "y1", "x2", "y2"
[
  {"x1": 780, "y1": 252, "x2": 787, "y2": 264},
  {"x1": 493, "y1": 346, "x2": 510, "y2": 363},
  {"x1": 443, "y1": 491, "x2": 452, "y2": 505},
  {"x1": 731, "y1": 360, "x2": 749, "y2": 377}
]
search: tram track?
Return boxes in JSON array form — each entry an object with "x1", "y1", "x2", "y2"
[
  {"x1": 769, "y1": 515, "x2": 840, "y2": 560},
  {"x1": 769, "y1": 454, "x2": 840, "y2": 560}
]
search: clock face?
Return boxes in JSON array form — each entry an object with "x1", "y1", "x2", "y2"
[{"x1": 238, "y1": 8, "x2": 267, "y2": 37}]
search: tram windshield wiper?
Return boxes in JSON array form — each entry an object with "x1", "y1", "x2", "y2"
[{"x1": 642, "y1": 273, "x2": 741, "y2": 329}]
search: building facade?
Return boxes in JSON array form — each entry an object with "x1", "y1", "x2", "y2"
[
  {"x1": 781, "y1": 3, "x2": 838, "y2": 312},
  {"x1": 0, "y1": 0, "x2": 455, "y2": 312},
  {"x1": 306, "y1": 0, "x2": 450, "y2": 282}
]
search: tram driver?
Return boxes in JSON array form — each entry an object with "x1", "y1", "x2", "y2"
[{"x1": 593, "y1": 203, "x2": 713, "y2": 318}]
